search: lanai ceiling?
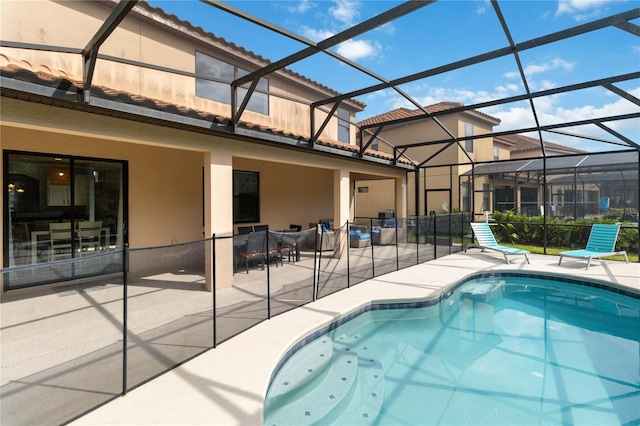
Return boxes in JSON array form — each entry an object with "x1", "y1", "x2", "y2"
[{"x1": 2, "y1": 0, "x2": 639, "y2": 168}]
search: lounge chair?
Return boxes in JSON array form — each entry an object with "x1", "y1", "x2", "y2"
[
  {"x1": 558, "y1": 223, "x2": 628, "y2": 269},
  {"x1": 467, "y1": 222, "x2": 530, "y2": 264}
]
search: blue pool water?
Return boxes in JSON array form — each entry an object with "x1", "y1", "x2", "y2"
[{"x1": 264, "y1": 273, "x2": 640, "y2": 425}]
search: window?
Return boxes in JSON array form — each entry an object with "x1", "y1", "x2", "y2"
[
  {"x1": 337, "y1": 107, "x2": 350, "y2": 143},
  {"x1": 371, "y1": 137, "x2": 379, "y2": 151},
  {"x1": 461, "y1": 182, "x2": 470, "y2": 212},
  {"x1": 4, "y1": 151, "x2": 126, "y2": 289},
  {"x1": 464, "y1": 122, "x2": 473, "y2": 152},
  {"x1": 233, "y1": 170, "x2": 259, "y2": 223},
  {"x1": 196, "y1": 51, "x2": 269, "y2": 115},
  {"x1": 493, "y1": 146, "x2": 499, "y2": 160},
  {"x1": 482, "y1": 183, "x2": 491, "y2": 211}
]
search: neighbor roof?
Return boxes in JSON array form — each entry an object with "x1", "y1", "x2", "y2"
[
  {"x1": 494, "y1": 134, "x2": 585, "y2": 155},
  {"x1": 357, "y1": 102, "x2": 501, "y2": 128}
]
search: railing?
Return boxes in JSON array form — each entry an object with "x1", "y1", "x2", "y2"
[{"x1": 1, "y1": 214, "x2": 636, "y2": 425}]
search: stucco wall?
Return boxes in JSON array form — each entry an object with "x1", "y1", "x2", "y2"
[{"x1": 1, "y1": 126, "x2": 204, "y2": 249}]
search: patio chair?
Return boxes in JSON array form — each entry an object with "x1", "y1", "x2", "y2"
[
  {"x1": 279, "y1": 232, "x2": 298, "y2": 263},
  {"x1": 467, "y1": 222, "x2": 530, "y2": 264},
  {"x1": 237, "y1": 232, "x2": 268, "y2": 273},
  {"x1": 237, "y1": 225, "x2": 253, "y2": 235},
  {"x1": 558, "y1": 224, "x2": 628, "y2": 269},
  {"x1": 237, "y1": 232, "x2": 281, "y2": 272}
]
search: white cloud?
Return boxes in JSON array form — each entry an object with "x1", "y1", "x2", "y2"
[
  {"x1": 301, "y1": 26, "x2": 335, "y2": 42},
  {"x1": 504, "y1": 58, "x2": 575, "y2": 79},
  {"x1": 363, "y1": 81, "x2": 640, "y2": 151},
  {"x1": 285, "y1": 0, "x2": 315, "y2": 14},
  {"x1": 476, "y1": 0, "x2": 490, "y2": 15},
  {"x1": 329, "y1": 0, "x2": 360, "y2": 25},
  {"x1": 555, "y1": 0, "x2": 618, "y2": 21},
  {"x1": 336, "y1": 39, "x2": 380, "y2": 61}
]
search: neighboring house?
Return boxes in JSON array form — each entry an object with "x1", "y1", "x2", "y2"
[
  {"x1": 354, "y1": 107, "x2": 608, "y2": 221},
  {"x1": 482, "y1": 134, "x2": 586, "y2": 216},
  {"x1": 356, "y1": 102, "x2": 501, "y2": 218},
  {"x1": 0, "y1": 0, "x2": 410, "y2": 291}
]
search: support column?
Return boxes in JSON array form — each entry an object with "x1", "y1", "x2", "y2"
[
  {"x1": 395, "y1": 175, "x2": 407, "y2": 220},
  {"x1": 334, "y1": 168, "x2": 351, "y2": 228},
  {"x1": 395, "y1": 175, "x2": 407, "y2": 240},
  {"x1": 204, "y1": 149, "x2": 234, "y2": 292}
]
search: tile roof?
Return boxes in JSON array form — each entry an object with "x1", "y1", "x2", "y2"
[
  {"x1": 356, "y1": 101, "x2": 501, "y2": 127},
  {"x1": 0, "y1": 54, "x2": 407, "y2": 166},
  {"x1": 494, "y1": 134, "x2": 585, "y2": 154}
]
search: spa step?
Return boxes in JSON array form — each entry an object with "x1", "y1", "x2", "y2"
[
  {"x1": 322, "y1": 358, "x2": 385, "y2": 425},
  {"x1": 264, "y1": 345, "x2": 358, "y2": 426},
  {"x1": 266, "y1": 337, "x2": 333, "y2": 401}
]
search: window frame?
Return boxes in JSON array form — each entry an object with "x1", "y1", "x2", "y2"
[
  {"x1": 337, "y1": 107, "x2": 350, "y2": 143},
  {"x1": 233, "y1": 170, "x2": 260, "y2": 224},
  {"x1": 195, "y1": 51, "x2": 269, "y2": 115},
  {"x1": 464, "y1": 122, "x2": 473, "y2": 153}
]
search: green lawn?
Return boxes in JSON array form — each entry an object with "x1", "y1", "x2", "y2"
[{"x1": 508, "y1": 243, "x2": 638, "y2": 262}]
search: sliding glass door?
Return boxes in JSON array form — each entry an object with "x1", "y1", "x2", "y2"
[{"x1": 4, "y1": 151, "x2": 127, "y2": 289}]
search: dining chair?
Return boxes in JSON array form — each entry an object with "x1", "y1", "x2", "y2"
[
  {"x1": 237, "y1": 225, "x2": 254, "y2": 235},
  {"x1": 237, "y1": 232, "x2": 268, "y2": 273},
  {"x1": 254, "y1": 224, "x2": 269, "y2": 232},
  {"x1": 49, "y1": 222, "x2": 73, "y2": 261},
  {"x1": 78, "y1": 220, "x2": 103, "y2": 253}
]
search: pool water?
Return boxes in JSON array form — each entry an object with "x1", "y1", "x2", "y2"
[{"x1": 264, "y1": 275, "x2": 640, "y2": 425}]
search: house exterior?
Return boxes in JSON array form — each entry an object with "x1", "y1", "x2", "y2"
[
  {"x1": 355, "y1": 108, "x2": 594, "y2": 220},
  {"x1": 0, "y1": 0, "x2": 410, "y2": 292},
  {"x1": 356, "y1": 102, "x2": 501, "y2": 218}
]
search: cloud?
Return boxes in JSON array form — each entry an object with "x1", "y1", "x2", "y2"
[
  {"x1": 336, "y1": 39, "x2": 380, "y2": 61},
  {"x1": 476, "y1": 0, "x2": 490, "y2": 15},
  {"x1": 285, "y1": 0, "x2": 315, "y2": 14},
  {"x1": 555, "y1": 0, "x2": 618, "y2": 21},
  {"x1": 329, "y1": 0, "x2": 360, "y2": 25},
  {"x1": 301, "y1": 26, "x2": 335, "y2": 42},
  {"x1": 504, "y1": 58, "x2": 575, "y2": 79},
  {"x1": 361, "y1": 80, "x2": 639, "y2": 151}
]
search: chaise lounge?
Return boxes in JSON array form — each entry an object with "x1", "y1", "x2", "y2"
[
  {"x1": 558, "y1": 223, "x2": 629, "y2": 269},
  {"x1": 467, "y1": 222, "x2": 530, "y2": 264}
]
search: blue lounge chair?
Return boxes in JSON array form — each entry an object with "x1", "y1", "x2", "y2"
[
  {"x1": 558, "y1": 224, "x2": 629, "y2": 269},
  {"x1": 467, "y1": 222, "x2": 530, "y2": 264}
]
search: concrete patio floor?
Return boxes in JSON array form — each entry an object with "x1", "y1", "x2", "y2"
[{"x1": 71, "y1": 252, "x2": 639, "y2": 426}]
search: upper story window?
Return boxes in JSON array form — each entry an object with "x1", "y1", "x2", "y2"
[
  {"x1": 494, "y1": 146, "x2": 499, "y2": 160},
  {"x1": 337, "y1": 107, "x2": 350, "y2": 143},
  {"x1": 195, "y1": 51, "x2": 269, "y2": 115},
  {"x1": 464, "y1": 122, "x2": 473, "y2": 152}
]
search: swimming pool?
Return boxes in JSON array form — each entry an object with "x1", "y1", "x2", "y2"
[{"x1": 264, "y1": 273, "x2": 640, "y2": 425}]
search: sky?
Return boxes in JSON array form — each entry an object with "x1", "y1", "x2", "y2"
[{"x1": 148, "y1": 0, "x2": 639, "y2": 152}]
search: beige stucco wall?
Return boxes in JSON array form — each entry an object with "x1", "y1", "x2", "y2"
[
  {"x1": 232, "y1": 158, "x2": 335, "y2": 231},
  {"x1": 354, "y1": 179, "x2": 396, "y2": 219},
  {"x1": 0, "y1": 0, "x2": 359, "y2": 144},
  {"x1": 1, "y1": 96, "x2": 405, "y2": 291},
  {"x1": 1, "y1": 124, "x2": 204, "y2": 249}
]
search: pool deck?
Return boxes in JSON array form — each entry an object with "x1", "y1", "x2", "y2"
[{"x1": 73, "y1": 252, "x2": 639, "y2": 425}]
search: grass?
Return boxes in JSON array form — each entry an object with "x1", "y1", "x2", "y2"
[{"x1": 508, "y1": 243, "x2": 638, "y2": 262}]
